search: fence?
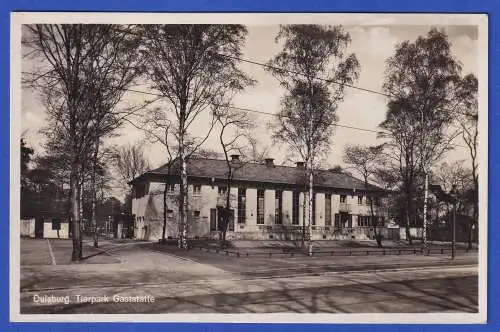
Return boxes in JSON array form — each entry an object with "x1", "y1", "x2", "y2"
[
  {"x1": 190, "y1": 244, "x2": 476, "y2": 258},
  {"x1": 220, "y1": 224, "x2": 401, "y2": 241},
  {"x1": 399, "y1": 227, "x2": 424, "y2": 240},
  {"x1": 20, "y1": 219, "x2": 35, "y2": 238}
]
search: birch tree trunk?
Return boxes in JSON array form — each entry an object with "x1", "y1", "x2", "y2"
[
  {"x1": 91, "y1": 142, "x2": 99, "y2": 247},
  {"x1": 180, "y1": 157, "x2": 188, "y2": 249},
  {"x1": 70, "y1": 162, "x2": 82, "y2": 261},
  {"x1": 162, "y1": 179, "x2": 168, "y2": 242}
]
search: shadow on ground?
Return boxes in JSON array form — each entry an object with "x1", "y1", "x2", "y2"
[{"x1": 21, "y1": 274, "x2": 478, "y2": 314}]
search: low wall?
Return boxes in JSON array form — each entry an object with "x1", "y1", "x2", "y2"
[
  {"x1": 399, "y1": 227, "x2": 423, "y2": 240},
  {"x1": 43, "y1": 222, "x2": 69, "y2": 239},
  {"x1": 202, "y1": 226, "x2": 400, "y2": 241},
  {"x1": 20, "y1": 219, "x2": 35, "y2": 238}
]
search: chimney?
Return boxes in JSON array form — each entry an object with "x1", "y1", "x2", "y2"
[
  {"x1": 230, "y1": 154, "x2": 240, "y2": 161},
  {"x1": 265, "y1": 158, "x2": 274, "y2": 166},
  {"x1": 296, "y1": 161, "x2": 305, "y2": 169}
]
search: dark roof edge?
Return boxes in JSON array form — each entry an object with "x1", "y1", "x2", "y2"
[
  {"x1": 128, "y1": 157, "x2": 389, "y2": 193},
  {"x1": 132, "y1": 172, "x2": 389, "y2": 194}
]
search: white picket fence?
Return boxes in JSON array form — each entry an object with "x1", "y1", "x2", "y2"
[{"x1": 20, "y1": 218, "x2": 36, "y2": 238}]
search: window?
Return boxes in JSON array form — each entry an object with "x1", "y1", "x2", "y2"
[
  {"x1": 374, "y1": 197, "x2": 381, "y2": 206},
  {"x1": 275, "y1": 190, "x2": 283, "y2": 224},
  {"x1": 334, "y1": 214, "x2": 340, "y2": 228},
  {"x1": 193, "y1": 210, "x2": 201, "y2": 221},
  {"x1": 358, "y1": 215, "x2": 381, "y2": 227},
  {"x1": 366, "y1": 197, "x2": 372, "y2": 206},
  {"x1": 237, "y1": 188, "x2": 246, "y2": 224},
  {"x1": 358, "y1": 195, "x2": 363, "y2": 205},
  {"x1": 340, "y1": 195, "x2": 347, "y2": 203},
  {"x1": 257, "y1": 189, "x2": 265, "y2": 224},
  {"x1": 312, "y1": 193, "x2": 316, "y2": 225},
  {"x1": 193, "y1": 185, "x2": 201, "y2": 196},
  {"x1": 135, "y1": 184, "x2": 147, "y2": 198},
  {"x1": 325, "y1": 194, "x2": 332, "y2": 226},
  {"x1": 292, "y1": 191, "x2": 300, "y2": 225},
  {"x1": 167, "y1": 210, "x2": 174, "y2": 219},
  {"x1": 346, "y1": 214, "x2": 353, "y2": 228},
  {"x1": 210, "y1": 208, "x2": 216, "y2": 231},
  {"x1": 358, "y1": 215, "x2": 370, "y2": 227},
  {"x1": 218, "y1": 186, "x2": 227, "y2": 197},
  {"x1": 228, "y1": 209, "x2": 235, "y2": 231},
  {"x1": 166, "y1": 184, "x2": 175, "y2": 194}
]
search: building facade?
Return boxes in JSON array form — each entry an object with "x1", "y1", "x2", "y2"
[{"x1": 130, "y1": 156, "x2": 392, "y2": 241}]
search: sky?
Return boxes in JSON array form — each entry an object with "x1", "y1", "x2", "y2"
[{"x1": 21, "y1": 24, "x2": 479, "y2": 176}]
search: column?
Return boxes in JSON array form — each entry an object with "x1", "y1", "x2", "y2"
[
  {"x1": 282, "y1": 190, "x2": 293, "y2": 225},
  {"x1": 264, "y1": 189, "x2": 275, "y2": 225},
  {"x1": 246, "y1": 188, "x2": 257, "y2": 227},
  {"x1": 316, "y1": 193, "x2": 325, "y2": 227}
]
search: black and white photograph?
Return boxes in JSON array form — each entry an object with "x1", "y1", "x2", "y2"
[{"x1": 10, "y1": 13, "x2": 487, "y2": 323}]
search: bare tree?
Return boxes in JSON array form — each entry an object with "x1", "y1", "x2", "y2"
[
  {"x1": 343, "y1": 144, "x2": 385, "y2": 247},
  {"x1": 23, "y1": 24, "x2": 142, "y2": 260},
  {"x1": 455, "y1": 74, "x2": 478, "y2": 249},
  {"x1": 192, "y1": 148, "x2": 223, "y2": 159},
  {"x1": 111, "y1": 142, "x2": 151, "y2": 194},
  {"x1": 247, "y1": 136, "x2": 270, "y2": 163},
  {"x1": 434, "y1": 161, "x2": 473, "y2": 212},
  {"x1": 380, "y1": 28, "x2": 465, "y2": 244},
  {"x1": 432, "y1": 161, "x2": 474, "y2": 242},
  {"x1": 127, "y1": 106, "x2": 179, "y2": 242},
  {"x1": 138, "y1": 25, "x2": 254, "y2": 249},
  {"x1": 266, "y1": 25, "x2": 360, "y2": 248},
  {"x1": 213, "y1": 107, "x2": 255, "y2": 244}
]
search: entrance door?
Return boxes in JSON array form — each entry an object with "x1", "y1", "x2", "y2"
[
  {"x1": 35, "y1": 217, "x2": 44, "y2": 239},
  {"x1": 340, "y1": 213, "x2": 352, "y2": 228},
  {"x1": 210, "y1": 209, "x2": 217, "y2": 231},
  {"x1": 228, "y1": 209, "x2": 235, "y2": 231},
  {"x1": 216, "y1": 207, "x2": 235, "y2": 231}
]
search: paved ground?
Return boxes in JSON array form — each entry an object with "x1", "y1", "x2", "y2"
[
  {"x1": 21, "y1": 238, "x2": 121, "y2": 266},
  {"x1": 19, "y1": 239, "x2": 479, "y2": 314}
]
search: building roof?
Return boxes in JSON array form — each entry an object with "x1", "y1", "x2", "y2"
[{"x1": 131, "y1": 157, "x2": 386, "y2": 193}]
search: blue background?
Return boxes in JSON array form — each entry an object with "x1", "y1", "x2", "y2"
[{"x1": 1, "y1": 0, "x2": 497, "y2": 331}]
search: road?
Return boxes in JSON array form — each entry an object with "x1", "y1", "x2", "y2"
[{"x1": 19, "y1": 239, "x2": 479, "y2": 314}]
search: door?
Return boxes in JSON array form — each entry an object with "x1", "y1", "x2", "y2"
[
  {"x1": 217, "y1": 207, "x2": 225, "y2": 231},
  {"x1": 35, "y1": 217, "x2": 44, "y2": 239},
  {"x1": 228, "y1": 209, "x2": 235, "y2": 231},
  {"x1": 340, "y1": 213, "x2": 352, "y2": 228},
  {"x1": 210, "y1": 209, "x2": 217, "y2": 231},
  {"x1": 216, "y1": 207, "x2": 235, "y2": 232}
]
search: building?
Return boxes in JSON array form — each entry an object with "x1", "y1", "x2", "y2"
[{"x1": 129, "y1": 156, "x2": 392, "y2": 241}]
